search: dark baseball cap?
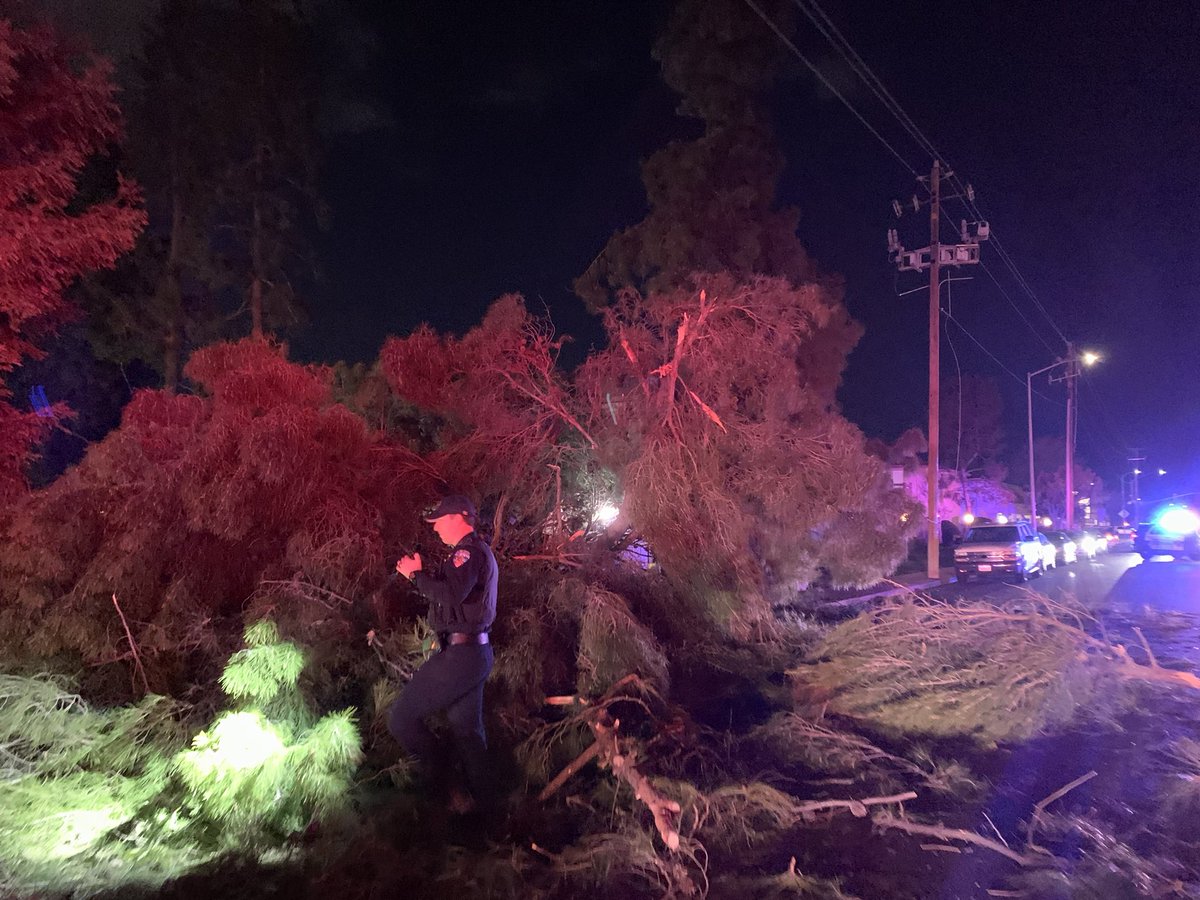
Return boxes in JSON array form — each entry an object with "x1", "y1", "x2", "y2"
[{"x1": 424, "y1": 494, "x2": 477, "y2": 522}]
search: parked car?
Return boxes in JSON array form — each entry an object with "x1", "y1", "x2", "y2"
[
  {"x1": 1036, "y1": 532, "x2": 1059, "y2": 570},
  {"x1": 1077, "y1": 529, "x2": 1107, "y2": 558},
  {"x1": 1113, "y1": 524, "x2": 1138, "y2": 551},
  {"x1": 1135, "y1": 506, "x2": 1200, "y2": 561},
  {"x1": 1040, "y1": 531, "x2": 1077, "y2": 565},
  {"x1": 954, "y1": 522, "x2": 1044, "y2": 582}
]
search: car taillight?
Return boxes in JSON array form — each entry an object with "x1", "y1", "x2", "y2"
[{"x1": 1001, "y1": 550, "x2": 1018, "y2": 560}]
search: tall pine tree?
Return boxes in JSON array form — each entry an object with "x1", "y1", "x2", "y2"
[{"x1": 0, "y1": 20, "x2": 144, "y2": 505}]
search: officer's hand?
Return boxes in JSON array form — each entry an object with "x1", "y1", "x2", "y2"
[{"x1": 396, "y1": 553, "x2": 422, "y2": 579}]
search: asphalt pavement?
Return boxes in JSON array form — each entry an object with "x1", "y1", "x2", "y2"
[{"x1": 926, "y1": 550, "x2": 1200, "y2": 613}]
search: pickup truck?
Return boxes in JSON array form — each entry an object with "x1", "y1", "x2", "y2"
[{"x1": 954, "y1": 522, "x2": 1044, "y2": 583}]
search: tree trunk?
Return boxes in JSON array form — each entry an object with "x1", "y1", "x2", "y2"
[
  {"x1": 249, "y1": 143, "x2": 265, "y2": 339},
  {"x1": 249, "y1": 61, "x2": 266, "y2": 339},
  {"x1": 161, "y1": 161, "x2": 185, "y2": 393}
]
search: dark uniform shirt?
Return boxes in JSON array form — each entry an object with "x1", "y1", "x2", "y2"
[{"x1": 411, "y1": 530, "x2": 497, "y2": 634}]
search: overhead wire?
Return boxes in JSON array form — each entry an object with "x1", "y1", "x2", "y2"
[
  {"x1": 941, "y1": 308, "x2": 1061, "y2": 405},
  {"x1": 945, "y1": 279, "x2": 963, "y2": 477},
  {"x1": 741, "y1": 0, "x2": 920, "y2": 178},
  {"x1": 749, "y1": 0, "x2": 1095, "y2": 467},
  {"x1": 979, "y1": 260, "x2": 1058, "y2": 354},
  {"x1": 786, "y1": 0, "x2": 1074, "y2": 348}
]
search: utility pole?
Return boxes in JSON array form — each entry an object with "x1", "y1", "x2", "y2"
[
  {"x1": 1129, "y1": 448, "x2": 1145, "y2": 524},
  {"x1": 1065, "y1": 342, "x2": 1077, "y2": 530},
  {"x1": 1027, "y1": 372, "x2": 1037, "y2": 526},
  {"x1": 927, "y1": 161, "x2": 941, "y2": 580},
  {"x1": 888, "y1": 164, "x2": 988, "y2": 580}
]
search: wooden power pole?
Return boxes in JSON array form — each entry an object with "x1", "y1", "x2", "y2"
[
  {"x1": 1064, "y1": 342, "x2": 1077, "y2": 530},
  {"x1": 887, "y1": 162, "x2": 988, "y2": 581},
  {"x1": 926, "y1": 161, "x2": 941, "y2": 579}
]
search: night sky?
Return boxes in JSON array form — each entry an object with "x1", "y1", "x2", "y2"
[{"x1": 29, "y1": 0, "x2": 1200, "y2": 502}]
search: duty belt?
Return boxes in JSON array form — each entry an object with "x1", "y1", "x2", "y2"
[{"x1": 435, "y1": 632, "x2": 490, "y2": 650}]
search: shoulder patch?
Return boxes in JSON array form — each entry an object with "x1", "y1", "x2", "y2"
[{"x1": 452, "y1": 549, "x2": 472, "y2": 568}]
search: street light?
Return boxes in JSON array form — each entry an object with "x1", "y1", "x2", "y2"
[{"x1": 1026, "y1": 350, "x2": 1101, "y2": 527}]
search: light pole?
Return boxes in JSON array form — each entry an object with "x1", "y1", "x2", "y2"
[
  {"x1": 1027, "y1": 351, "x2": 1100, "y2": 526},
  {"x1": 1120, "y1": 471, "x2": 1138, "y2": 518}
]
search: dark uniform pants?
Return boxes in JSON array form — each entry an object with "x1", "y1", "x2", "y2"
[{"x1": 388, "y1": 642, "x2": 494, "y2": 800}]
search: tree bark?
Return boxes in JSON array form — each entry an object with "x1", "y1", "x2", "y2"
[
  {"x1": 250, "y1": 136, "x2": 265, "y2": 339},
  {"x1": 160, "y1": 157, "x2": 185, "y2": 393}
]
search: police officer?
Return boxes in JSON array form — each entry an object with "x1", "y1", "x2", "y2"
[{"x1": 389, "y1": 494, "x2": 497, "y2": 811}]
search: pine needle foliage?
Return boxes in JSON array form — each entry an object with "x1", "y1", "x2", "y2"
[
  {"x1": 575, "y1": 585, "x2": 670, "y2": 697},
  {"x1": 575, "y1": 273, "x2": 921, "y2": 628},
  {"x1": 0, "y1": 675, "x2": 190, "y2": 896},
  {"x1": 0, "y1": 619, "x2": 362, "y2": 896},
  {"x1": 177, "y1": 619, "x2": 362, "y2": 842},
  {"x1": 0, "y1": 338, "x2": 441, "y2": 689},
  {"x1": 219, "y1": 619, "x2": 307, "y2": 714},
  {"x1": 790, "y1": 595, "x2": 1124, "y2": 745},
  {"x1": 1161, "y1": 737, "x2": 1200, "y2": 836}
]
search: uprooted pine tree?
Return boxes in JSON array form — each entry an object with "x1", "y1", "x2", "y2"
[
  {"x1": 5, "y1": 294, "x2": 1200, "y2": 899},
  {"x1": 0, "y1": 266, "x2": 932, "y2": 890}
]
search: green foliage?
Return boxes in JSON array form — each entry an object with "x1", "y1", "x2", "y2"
[
  {"x1": 0, "y1": 675, "x2": 193, "y2": 896},
  {"x1": 790, "y1": 597, "x2": 1124, "y2": 745},
  {"x1": 572, "y1": 584, "x2": 669, "y2": 697},
  {"x1": 0, "y1": 673, "x2": 182, "y2": 778},
  {"x1": 0, "y1": 620, "x2": 361, "y2": 896},
  {"x1": 220, "y1": 620, "x2": 307, "y2": 707},
  {"x1": 176, "y1": 706, "x2": 359, "y2": 839},
  {"x1": 177, "y1": 619, "x2": 361, "y2": 841}
]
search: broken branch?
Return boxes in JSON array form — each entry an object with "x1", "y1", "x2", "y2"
[
  {"x1": 111, "y1": 593, "x2": 149, "y2": 694},
  {"x1": 872, "y1": 813, "x2": 1042, "y2": 867}
]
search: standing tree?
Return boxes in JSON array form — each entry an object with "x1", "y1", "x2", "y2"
[
  {"x1": 941, "y1": 374, "x2": 1006, "y2": 511},
  {"x1": 81, "y1": 0, "x2": 232, "y2": 390},
  {"x1": 575, "y1": 0, "x2": 816, "y2": 310},
  {"x1": 217, "y1": 0, "x2": 324, "y2": 339},
  {"x1": 577, "y1": 274, "x2": 920, "y2": 627},
  {"x1": 571, "y1": 0, "x2": 911, "y2": 621},
  {"x1": 81, "y1": 0, "x2": 326, "y2": 388},
  {"x1": 0, "y1": 20, "x2": 144, "y2": 506}
]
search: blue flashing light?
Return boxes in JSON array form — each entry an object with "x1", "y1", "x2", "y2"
[{"x1": 1155, "y1": 506, "x2": 1200, "y2": 536}]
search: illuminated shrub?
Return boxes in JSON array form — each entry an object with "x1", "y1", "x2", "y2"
[
  {"x1": 176, "y1": 620, "x2": 362, "y2": 841},
  {"x1": 0, "y1": 621, "x2": 360, "y2": 895}
]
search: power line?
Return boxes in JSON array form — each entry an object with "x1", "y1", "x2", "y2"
[
  {"x1": 979, "y1": 260, "x2": 1057, "y2": 354},
  {"x1": 790, "y1": 0, "x2": 939, "y2": 159},
  {"x1": 741, "y1": 0, "x2": 920, "y2": 178},
  {"x1": 942, "y1": 309, "x2": 1061, "y2": 405},
  {"x1": 1078, "y1": 371, "x2": 1131, "y2": 460},
  {"x1": 787, "y1": 0, "x2": 1074, "y2": 347}
]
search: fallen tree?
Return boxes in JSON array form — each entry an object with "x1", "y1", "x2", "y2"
[{"x1": 789, "y1": 590, "x2": 1200, "y2": 745}]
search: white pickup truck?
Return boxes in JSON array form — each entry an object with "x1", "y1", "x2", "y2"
[{"x1": 954, "y1": 522, "x2": 1045, "y2": 583}]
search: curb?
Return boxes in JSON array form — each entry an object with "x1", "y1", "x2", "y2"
[{"x1": 818, "y1": 569, "x2": 956, "y2": 613}]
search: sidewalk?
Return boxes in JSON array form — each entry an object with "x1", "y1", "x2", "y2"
[{"x1": 817, "y1": 567, "x2": 956, "y2": 614}]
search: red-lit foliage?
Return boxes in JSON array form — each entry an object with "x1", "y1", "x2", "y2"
[
  {"x1": 0, "y1": 339, "x2": 439, "y2": 688},
  {"x1": 576, "y1": 273, "x2": 920, "y2": 624},
  {"x1": 0, "y1": 21, "x2": 145, "y2": 505},
  {"x1": 380, "y1": 295, "x2": 593, "y2": 551}
]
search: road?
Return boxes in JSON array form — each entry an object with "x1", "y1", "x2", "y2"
[
  {"x1": 928, "y1": 550, "x2": 1200, "y2": 615},
  {"x1": 925, "y1": 550, "x2": 1200, "y2": 668}
]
